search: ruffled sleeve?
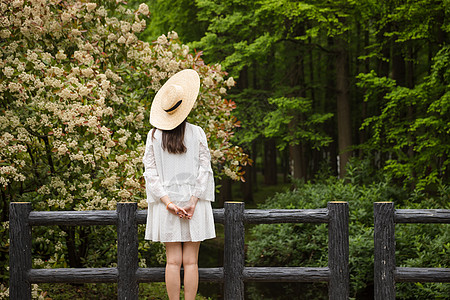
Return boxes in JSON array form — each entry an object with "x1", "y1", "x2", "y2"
[
  {"x1": 142, "y1": 131, "x2": 167, "y2": 203},
  {"x1": 192, "y1": 127, "x2": 215, "y2": 201}
]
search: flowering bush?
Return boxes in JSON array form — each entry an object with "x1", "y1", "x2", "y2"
[
  {"x1": 0, "y1": 0, "x2": 249, "y2": 210},
  {"x1": 0, "y1": 0, "x2": 250, "y2": 291}
]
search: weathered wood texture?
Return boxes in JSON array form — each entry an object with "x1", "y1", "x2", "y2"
[
  {"x1": 395, "y1": 209, "x2": 450, "y2": 223},
  {"x1": 223, "y1": 202, "x2": 245, "y2": 300},
  {"x1": 374, "y1": 203, "x2": 450, "y2": 299},
  {"x1": 243, "y1": 267, "x2": 330, "y2": 282},
  {"x1": 28, "y1": 268, "x2": 118, "y2": 283},
  {"x1": 9, "y1": 203, "x2": 32, "y2": 300},
  {"x1": 374, "y1": 202, "x2": 396, "y2": 300},
  {"x1": 328, "y1": 202, "x2": 349, "y2": 300},
  {"x1": 244, "y1": 208, "x2": 329, "y2": 224},
  {"x1": 135, "y1": 267, "x2": 224, "y2": 283},
  {"x1": 117, "y1": 202, "x2": 139, "y2": 300},
  {"x1": 29, "y1": 210, "x2": 117, "y2": 226},
  {"x1": 395, "y1": 267, "x2": 450, "y2": 282}
]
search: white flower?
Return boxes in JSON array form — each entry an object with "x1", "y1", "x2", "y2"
[
  {"x1": 168, "y1": 31, "x2": 178, "y2": 40},
  {"x1": 0, "y1": 29, "x2": 11, "y2": 39},
  {"x1": 107, "y1": 33, "x2": 116, "y2": 41},
  {"x1": 117, "y1": 36, "x2": 126, "y2": 44},
  {"x1": 55, "y1": 50, "x2": 67, "y2": 60},
  {"x1": 116, "y1": 154, "x2": 128, "y2": 164},
  {"x1": 101, "y1": 175, "x2": 118, "y2": 188},
  {"x1": 120, "y1": 21, "x2": 131, "y2": 33},
  {"x1": 138, "y1": 3, "x2": 149, "y2": 15},
  {"x1": 81, "y1": 67, "x2": 94, "y2": 78},
  {"x1": 181, "y1": 44, "x2": 189, "y2": 56},
  {"x1": 157, "y1": 34, "x2": 167, "y2": 45},
  {"x1": 86, "y1": 3, "x2": 97, "y2": 11},
  {"x1": 219, "y1": 87, "x2": 227, "y2": 94},
  {"x1": 61, "y1": 12, "x2": 71, "y2": 23},
  {"x1": 12, "y1": 0, "x2": 24, "y2": 8},
  {"x1": 8, "y1": 82, "x2": 22, "y2": 93},
  {"x1": 96, "y1": 6, "x2": 107, "y2": 17},
  {"x1": 118, "y1": 189, "x2": 131, "y2": 199},
  {"x1": 78, "y1": 86, "x2": 90, "y2": 97},
  {"x1": 132, "y1": 22, "x2": 142, "y2": 32},
  {"x1": 213, "y1": 149, "x2": 222, "y2": 158},
  {"x1": 204, "y1": 77, "x2": 214, "y2": 87},
  {"x1": 226, "y1": 77, "x2": 235, "y2": 87},
  {"x1": 71, "y1": 28, "x2": 81, "y2": 36},
  {"x1": 3, "y1": 67, "x2": 14, "y2": 78}
]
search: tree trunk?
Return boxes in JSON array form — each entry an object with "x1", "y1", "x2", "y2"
[
  {"x1": 391, "y1": 29, "x2": 406, "y2": 87},
  {"x1": 336, "y1": 33, "x2": 352, "y2": 178},
  {"x1": 263, "y1": 139, "x2": 277, "y2": 185},
  {"x1": 359, "y1": 29, "x2": 371, "y2": 157},
  {"x1": 289, "y1": 143, "x2": 305, "y2": 179},
  {"x1": 288, "y1": 31, "x2": 308, "y2": 180},
  {"x1": 65, "y1": 226, "x2": 82, "y2": 268},
  {"x1": 326, "y1": 37, "x2": 338, "y2": 176},
  {"x1": 240, "y1": 163, "x2": 253, "y2": 203},
  {"x1": 240, "y1": 143, "x2": 254, "y2": 203},
  {"x1": 376, "y1": 25, "x2": 390, "y2": 78}
]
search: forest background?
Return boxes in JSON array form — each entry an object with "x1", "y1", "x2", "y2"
[{"x1": 1, "y1": 0, "x2": 449, "y2": 299}]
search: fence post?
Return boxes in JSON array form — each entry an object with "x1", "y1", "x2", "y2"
[
  {"x1": 9, "y1": 202, "x2": 32, "y2": 300},
  {"x1": 374, "y1": 202, "x2": 395, "y2": 300},
  {"x1": 224, "y1": 202, "x2": 245, "y2": 300},
  {"x1": 117, "y1": 202, "x2": 138, "y2": 299},
  {"x1": 327, "y1": 201, "x2": 349, "y2": 300}
]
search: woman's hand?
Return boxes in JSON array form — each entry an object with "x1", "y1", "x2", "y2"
[
  {"x1": 183, "y1": 196, "x2": 199, "y2": 220},
  {"x1": 161, "y1": 196, "x2": 189, "y2": 219},
  {"x1": 168, "y1": 202, "x2": 189, "y2": 219}
]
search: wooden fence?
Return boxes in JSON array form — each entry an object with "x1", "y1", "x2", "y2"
[
  {"x1": 9, "y1": 201, "x2": 349, "y2": 300},
  {"x1": 374, "y1": 202, "x2": 450, "y2": 300}
]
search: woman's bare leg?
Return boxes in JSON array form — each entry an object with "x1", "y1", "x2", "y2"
[
  {"x1": 165, "y1": 242, "x2": 183, "y2": 300},
  {"x1": 182, "y1": 241, "x2": 201, "y2": 300}
]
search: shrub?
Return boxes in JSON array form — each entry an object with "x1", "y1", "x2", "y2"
[{"x1": 246, "y1": 177, "x2": 449, "y2": 299}]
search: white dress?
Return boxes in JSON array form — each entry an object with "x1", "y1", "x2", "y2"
[{"x1": 143, "y1": 123, "x2": 216, "y2": 242}]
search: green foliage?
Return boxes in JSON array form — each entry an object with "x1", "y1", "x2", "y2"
[
  {"x1": 357, "y1": 46, "x2": 450, "y2": 190},
  {"x1": 247, "y1": 170, "x2": 449, "y2": 298},
  {"x1": 263, "y1": 97, "x2": 333, "y2": 150}
]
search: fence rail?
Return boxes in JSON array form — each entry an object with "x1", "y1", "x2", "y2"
[
  {"x1": 373, "y1": 202, "x2": 450, "y2": 300},
  {"x1": 10, "y1": 201, "x2": 349, "y2": 300}
]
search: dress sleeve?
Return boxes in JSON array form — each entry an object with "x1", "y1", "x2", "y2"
[
  {"x1": 142, "y1": 131, "x2": 167, "y2": 203},
  {"x1": 192, "y1": 127, "x2": 215, "y2": 201}
]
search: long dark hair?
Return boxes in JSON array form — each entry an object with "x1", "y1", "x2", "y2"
[{"x1": 153, "y1": 120, "x2": 187, "y2": 154}]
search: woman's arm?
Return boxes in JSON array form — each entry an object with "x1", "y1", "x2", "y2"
[
  {"x1": 184, "y1": 127, "x2": 214, "y2": 218},
  {"x1": 143, "y1": 132, "x2": 188, "y2": 218}
]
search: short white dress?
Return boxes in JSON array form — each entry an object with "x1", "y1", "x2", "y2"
[{"x1": 143, "y1": 123, "x2": 216, "y2": 242}]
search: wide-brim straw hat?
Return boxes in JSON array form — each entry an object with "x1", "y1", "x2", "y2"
[{"x1": 150, "y1": 69, "x2": 200, "y2": 130}]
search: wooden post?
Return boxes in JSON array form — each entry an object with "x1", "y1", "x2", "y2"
[
  {"x1": 117, "y1": 202, "x2": 138, "y2": 299},
  {"x1": 224, "y1": 202, "x2": 245, "y2": 300},
  {"x1": 327, "y1": 201, "x2": 349, "y2": 300},
  {"x1": 374, "y1": 202, "x2": 395, "y2": 300},
  {"x1": 9, "y1": 202, "x2": 32, "y2": 300}
]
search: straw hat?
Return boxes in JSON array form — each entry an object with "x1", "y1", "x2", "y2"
[{"x1": 150, "y1": 69, "x2": 200, "y2": 130}]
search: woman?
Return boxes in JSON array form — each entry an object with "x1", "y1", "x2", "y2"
[{"x1": 143, "y1": 69, "x2": 216, "y2": 300}]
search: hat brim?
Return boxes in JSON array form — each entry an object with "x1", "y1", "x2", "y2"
[{"x1": 150, "y1": 69, "x2": 200, "y2": 130}]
